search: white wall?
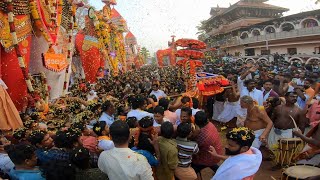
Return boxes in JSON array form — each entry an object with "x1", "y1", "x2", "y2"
[
  {"x1": 268, "y1": 43, "x2": 318, "y2": 55},
  {"x1": 232, "y1": 43, "x2": 319, "y2": 56}
]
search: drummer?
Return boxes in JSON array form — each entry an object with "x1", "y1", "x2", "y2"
[
  {"x1": 293, "y1": 122, "x2": 320, "y2": 166},
  {"x1": 268, "y1": 92, "x2": 307, "y2": 150}
]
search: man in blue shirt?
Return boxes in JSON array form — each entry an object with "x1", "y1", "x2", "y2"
[{"x1": 99, "y1": 100, "x2": 115, "y2": 127}]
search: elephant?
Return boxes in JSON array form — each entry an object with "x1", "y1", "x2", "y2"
[
  {"x1": 74, "y1": 16, "x2": 104, "y2": 83},
  {"x1": 0, "y1": 0, "x2": 79, "y2": 111}
]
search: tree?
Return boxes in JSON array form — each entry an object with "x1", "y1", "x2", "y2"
[
  {"x1": 139, "y1": 47, "x2": 150, "y2": 64},
  {"x1": 151, "y1": 56, "x2": 157, "y2": 65}
]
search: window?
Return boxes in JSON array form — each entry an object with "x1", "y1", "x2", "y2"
[
  {"x1": 287, "y1": 48, "x2": 297, "y2": 55},
  {"x1": 261, "y1": 50, "x2": 270, "y2": 55},
  {"x1": 245, "y1": 48, "x2": 255, "y2": 56}
]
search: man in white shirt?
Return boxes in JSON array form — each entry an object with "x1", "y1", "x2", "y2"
[
  {"x1": 99, "y1": 101, "x2": 115, "y2": 127},
  {"x1": 240, "y1": 79, "x2": 264, "y2": 106},
  {"x1": 98, "y1": 121, "x2": 153, "y2": 180},
  {"x1": 150, "y1": 81, "x2": 167, "y2": 100},
  {"x1": 175, "y1": 96, "x2": 192, "y2": 123},
  {"x1": 153, "y1": 106, "x2": 170, "y2": 127},
  {"x1": 127, "y1": 96, "x2": 153, "y2": 120}
]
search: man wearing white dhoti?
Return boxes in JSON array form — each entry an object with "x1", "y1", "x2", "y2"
[
  {"x1": 240, "y1": 96, "x2": 273, "y2": 149},
  {"x1": 267, "y1": 92, "x2": 307, "y2": 150},
  {"x1": 216, "y1": 81, "x2": 241, "y2": 123}
]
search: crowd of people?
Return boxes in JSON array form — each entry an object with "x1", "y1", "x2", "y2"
[{"x1": 0, "y1": 59, "x2": 319, "y2": 180}]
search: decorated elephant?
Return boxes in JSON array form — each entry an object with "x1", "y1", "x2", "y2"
[
  {"x1": 74, "y1": 15, "x2": 104, "y2": 83},
  {"x1": 0, "y1": 0, "x2": 78, "y2": 111},
  {"x1": 74, "y1": 2, "x2": 129, "y2": 80}
]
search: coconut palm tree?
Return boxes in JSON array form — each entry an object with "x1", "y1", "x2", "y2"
[{"x1": 139, "y1": 47, "x2": 150, "y2": 64}]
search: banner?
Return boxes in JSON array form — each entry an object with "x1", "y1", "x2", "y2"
[{"x1": 43, "y1": 53, "x2": 68, "y2": 72}]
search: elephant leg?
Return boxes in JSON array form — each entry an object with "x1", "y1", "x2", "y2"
[{"x1": 1, "y1": 36, "x2": 31, "y2": 112}]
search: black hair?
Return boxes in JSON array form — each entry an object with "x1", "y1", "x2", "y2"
[
  {"x1": 158, "y1": 98, "x2": 169, "y2": 110},
  {"x1": 284, "y1": 91, "x2": 297, "y2": 97},
  {"x1": 139, "y1": 116, "x2": 154, "y2": 128},
  {"x1": 71, "y1": 121, "x2": 86, "y2": 132},
  {"x1": 88, "y1": 103, "x2": 101, "y2": 113},
  {"x1": 54, "y1": 129, "x2": 80, "y2": 149},
  {"x1": 5, "y1": 144, "x2": 36, "y2": 165},
  {"x1": 28, "y1": 130, "x2": 47, "y2": 146},
  {"x1": 70, "y1": 147, "x2": 90, "y2": 170},
  {"x1": 305, "y1": 78, "x2": 314, "y2": 84},
  {"x1": 93, "y1": 121, "x2": 107, "y2": 136},
  {"x1": 181, "y1": 96, "x2": 191, "y2": 104},
  {"x1": 13, "y1": 128, "x2": 27, "y2": 140},
  {"x1": 192, "y1": 97, "x2": 199, "y2": 109},
  {"x1": 269, "y1": 97, "x2": 281, "y2": 107},
  {"x1": 181, "y1": 107, "x2": 192, "y2": 116},
  {"x1": 23, "y1": 120, "x2": 36, "y2": 129},
  {"x1": 149, "y1": 94, "x2": 157, "y2": 102},
  {"x1": 263, "y1": 79, "x2": 273, "y2": 84},
  {"x1": 131, "y1": 96, "x2": 145, "y2": 109},
  {"x1": 226, "y1": 128, "x2": 255, "y2": 148},
  {"x1": 110, "y1": 121, "x2": 130, "y2": 145},
  {"x1": 177, "y1": 123, "x2": 192, "y2": 138},
  {"x1": 244, "y1": 79, "x2": 255, "y2": 86},
  {"x1": 126, "y1": 117, "x2": 138, "y2": 128},
  {"x1": 40, "y1": 160, "x2": 76, "y2": 180},
  {"x1": 153, "y1": 106, "x2": 165, "y2": 115},
  {"x1": 137, "y1": 133, "x2": 155, "y2": 154},
  {"x1": 195, "y1": 111, "x2": 208, "y2": 128},
  {"x1": 160, "y1": 122, "x2": 174, "y2": 139},
  {"x1": 30, "y1": 113, "x2": 40, "y2": 121},
  {"x1": 101, "y1": 101, "x2": 113, "y2": 112},
  {"x1": 117, "y1": 105, "x2": 126, "y2": 115},
  {"x1": 69, "y1": 102, "x2": 81, "y2": 112}
]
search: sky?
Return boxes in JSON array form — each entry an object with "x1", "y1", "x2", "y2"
[{"x1": 89, "y1": 0, "x2": 320, "y2": 54}]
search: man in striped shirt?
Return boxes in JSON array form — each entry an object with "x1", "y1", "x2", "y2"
[{"x1": 174, "y1": 122, "x2": 199, "y2": 180}]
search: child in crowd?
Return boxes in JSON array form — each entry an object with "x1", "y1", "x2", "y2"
[
  {"x1": 175, "y1": 123, "x2": 199, "y2": 180},
  {"x1": 93, "y1": 121, "x2": 114, "y2": 151},
  {"x1": 156, "y1": 122, "x2": 178, "y2": 180},
  {"x1": 72, "y1": 122, "x2": 98, "y2": 154},
  {"x1": 132, "y1": 117, "x2": 159, "y2": 167}
]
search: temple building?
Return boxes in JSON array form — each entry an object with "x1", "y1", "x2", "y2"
[
  {"x1": 125, "y1": 31, "x2": 138, "y2": 69},
  {"x1": 200, "y1": 0, "x2": 320, "y2": 64}
]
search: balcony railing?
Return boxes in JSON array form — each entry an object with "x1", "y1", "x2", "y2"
[{"x1": 211, "y1": 26, "x2": 320, "y2": 48}]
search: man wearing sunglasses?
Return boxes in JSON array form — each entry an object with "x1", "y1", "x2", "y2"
[{"x1": 150, "y1": 81, "x2": 167, "y2": 101}]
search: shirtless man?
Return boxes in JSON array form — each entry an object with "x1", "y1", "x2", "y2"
[
  {"x1": 240, "y1": 96, "x2": 273, "y2": 149},
  {"x1": 293, "y1": 122, "x2": 320, "y2": 166},
  {"x1": 216, "y1": 81, "x2": 240, "y2": 125},
  {"x1": 268, "y1": 92, "x2": 307, "y2": 150}
]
